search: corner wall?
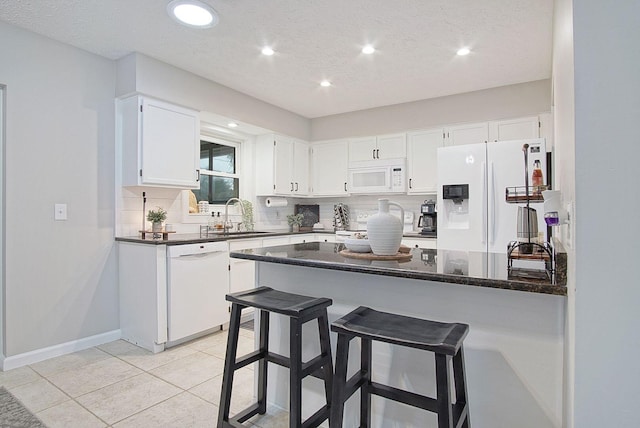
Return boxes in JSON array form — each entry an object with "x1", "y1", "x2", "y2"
[
  {"x1": 311, "y1": 79, "x2": 551, "y2": 140},
  {"x1": 0, "y1": 22, "x2": 119, "y2": 357},
  {"x1": 572, "y1": 1, "x2": 640, "y2": 427},
  {"x1": 117, "y1": 53, "x2": 311, "y2": 141},
  {"x1": 551, "y1": 0, "x2": 575, "y2": 425}
]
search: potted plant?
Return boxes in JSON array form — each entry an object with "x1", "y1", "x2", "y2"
[
  {"x1": 147, "y1": 207, "x2": 167, "y2": 233},
  {"x1": 287, "y1": 213, "x2": 304, "y2": 232}
]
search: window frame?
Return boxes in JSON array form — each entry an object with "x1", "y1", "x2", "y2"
[
  {"x1": 197, "y1": 135, "x2": 241, "y2": 204},
  {"x1": 182, "y1": 134, "x2": 243, "y2": 222}
]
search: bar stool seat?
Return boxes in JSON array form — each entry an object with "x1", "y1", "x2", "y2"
[
  {"x1": 331, "y1": 306, "x2": 470, "y2": 428},
  {"x1": 218, "y1": 286, "x2": 334, "y2": 428}
]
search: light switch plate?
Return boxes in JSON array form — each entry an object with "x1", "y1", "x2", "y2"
[{"x1": 54, "y1": 203, "x2": 67, "y2": 220}]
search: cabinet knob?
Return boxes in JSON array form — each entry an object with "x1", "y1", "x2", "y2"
[{"x1": 290, "y1": 182, "x2": 294, "y2": 191}]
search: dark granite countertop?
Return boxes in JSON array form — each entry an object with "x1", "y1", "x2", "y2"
[
  {"x1": 114, "y1": 230, "x2": 437, "y2": 245},
  {"x1": 115, "y1": 231, "x2": 298, "y2": 245},
  {"x1": 230, "y1": 242, "x2": 567, "y2": 296}
]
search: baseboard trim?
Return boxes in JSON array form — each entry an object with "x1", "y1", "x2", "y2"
[{"x1": 1, "y1": 329, "x2": 122, "y2": 371}]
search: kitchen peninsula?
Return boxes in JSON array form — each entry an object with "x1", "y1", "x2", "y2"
[{"x1": 230, "y1": 242, "x2": 566, "y2": 428}]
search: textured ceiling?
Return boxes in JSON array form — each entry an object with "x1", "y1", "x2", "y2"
[{"x1": 0, "y1": 0, "x2": 554, "y2": 118}]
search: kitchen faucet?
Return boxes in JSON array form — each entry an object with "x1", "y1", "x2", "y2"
[{"x1": 224, "y1": 198, "x2": 245, "y2": 233}]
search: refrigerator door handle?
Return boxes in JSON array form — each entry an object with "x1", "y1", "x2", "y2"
[
  {"x1": 489, "y1": 162, "x2": 496, "y2": 245},
  {"x1": 482, "y1": 161, "x2": 487, "y2": 244}
]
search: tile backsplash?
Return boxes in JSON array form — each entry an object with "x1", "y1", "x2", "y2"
[{"x1": 117, "y1": 187, "x2": 435, "y2": 237}]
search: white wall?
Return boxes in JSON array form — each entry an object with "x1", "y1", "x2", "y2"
[
  {"x1": 117, "y1": 53, "x2": 311, "y2": 141},
  {"x1": 1, "y1": 85, "x2": 5, "y2": 358},
  {"x1": 311, "y1": 79, "x2": 551, "y2": 140},
  {"x1": 0, "y1": 22, "x2": 118, "y2": 357},
  {"x1": 551, "y1": 0, "x2": 575, "y2": 425},
  {"x1": 572, "y1": 2, "x2": 640, "y2": 427}
]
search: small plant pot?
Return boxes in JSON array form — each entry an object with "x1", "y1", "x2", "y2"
[{"x1": 292, "y1": 224, "x2": 300, "y2": 232}]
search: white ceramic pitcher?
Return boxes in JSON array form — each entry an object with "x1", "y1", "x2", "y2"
[{"x1": 367, "y1": 199, "x2": 404, "y2": 255}]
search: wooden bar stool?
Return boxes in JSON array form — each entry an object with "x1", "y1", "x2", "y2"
[
  {"x1": 330, "y1": 306, "x2": 470, "y2": 428},
  {"x1": 217, "y1": 286, "x2": 334, "y2": 428}
]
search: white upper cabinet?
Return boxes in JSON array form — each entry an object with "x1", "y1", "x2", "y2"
[
  {"x1": 538, "y1": 112, "x2": 554, "y2": 149},
  {"x1": 488, "y1": 116, "x2": 540, "y2": 141},
  {"x1": 311, "y1": 140, "x2": 349, "y2": 196},
  {"x1": 119, "y1": 95, "x2": 200, "y2": 188},
  {"x1": 349, "y1": 133, "x2": 406, "y2": 162},
  {"x1": 444, "y1": 122, "x2": 489, "y2": 146},
  {"x1": 255, "y1": 134, "x2": 309, "y2": 196},
  {"x1": 407, "y1": 129, "x2": 444, "y2": 194},
  {"x1": 292, "y1": 139, "x2": 309, "y2": 195}
]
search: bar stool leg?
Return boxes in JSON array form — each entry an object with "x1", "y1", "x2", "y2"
[
  {"x1": 289, "y1": 317, "x2": 303, "y2": 428},
  {"x1": 218, "y1": 302, "x2": 244, "y2": 427},
  {"x1": 257, "y1": 309, "x2": 270, "y2": 415},
  {"x1": 360, "y1": 338, "x2": 372, "y2": 428},
  {"x1": 317, "y1": 311, "x2": 334, "y2": 414},
  {"x1": 435, "y1": 354, "x2": 454, "y2": 428},
  {"x1": 453, "y1": 347, "x2": 470, "y2": 428},
  {"x1": 330, "y1": 334, "x2": 352, "y2": 428}
]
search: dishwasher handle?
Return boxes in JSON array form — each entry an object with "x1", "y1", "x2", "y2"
[{"x1": 167, "y1": 242, "x2": 228, "y2": 258}]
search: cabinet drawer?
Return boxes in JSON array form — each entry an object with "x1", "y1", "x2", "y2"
[{"x1": 167, "y1": 242, "x2": 227, "y2": 257}]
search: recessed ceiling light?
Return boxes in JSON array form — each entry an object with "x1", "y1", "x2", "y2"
[
  {"x1": 362, "y1": 45, "x2": 375, "y2": 54},
  {"x1": 320, "y1": 80, "x2": 332, "y2": 87},
  {"x1": 261, "y1": 46, "x2": 275, "y2": 56},
  {"x1": 167, "y1": 0, "x2": 218, "y2": 29},
  {"x1": 228, "y1": 122, "x2": 238, "y2": 128},
  {"x1": 457, "y1": 47, "x2": 471, "y2": 56}
]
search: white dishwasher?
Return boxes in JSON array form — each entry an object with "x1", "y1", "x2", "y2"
[{"x1": 167, "y1": 241, "x2": 230, "y2": 342}]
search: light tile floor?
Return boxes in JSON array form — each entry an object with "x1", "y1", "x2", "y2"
[{"x1": 0, "y1": 327, "x2": 290, "y2": 427}]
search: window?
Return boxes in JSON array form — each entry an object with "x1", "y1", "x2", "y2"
[{"x1": 193, "y1": 137, "x2": 240, "y2": 204}]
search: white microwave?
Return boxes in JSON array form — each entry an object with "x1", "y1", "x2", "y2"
[{"x1": 348, "y1": 158, "x2": 406, "y2": 194}]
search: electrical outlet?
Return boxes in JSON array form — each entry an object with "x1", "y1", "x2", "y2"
[{"x1": 54, "y1": 203, "x2": 67, "y2": 220}]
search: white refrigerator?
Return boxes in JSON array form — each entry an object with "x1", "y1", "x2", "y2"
[{"x1": 437, "y1": 138, "x2": 547, "y2": 254}]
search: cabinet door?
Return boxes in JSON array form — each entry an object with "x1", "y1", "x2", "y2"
[
  {"x1": 402, "y1": 238, "x2": 437, "y2": 250},
  {"x1": 445, "y1": 122, "x2": 489, "y2": 146},
  {"x1": 377, "y1": 133, "x2": 406, "y2": 159},
  {"x1": 488, "y1": 116, "x2": 539, "y2": 141},
  {"x1": 274, "y1": 136, "x2": 294, "y2": 194},
  {"x1": 349, "y1": 136, "x2": 377, "y2": 162},
  {"x1": 407, "y1": 129, "x2": 444, "y2": 194},
  {"x1": 289, "y1": 234, "x2": 315, "y2": 244},
  {"x1": 141, "y1": 97, "x2": 199, "y2": 187},
  {"x1": 229, "y1": 239, "x2": 262, "y2": 294},
  {"x1": 311, "y1": 140, "x2": 349, "y2": 196},
  {"x1": 262, "y1": 236, "x2": 291, "y2": 247},
  {"x1": 293, "y1": 141, "x2": 309, "y2": 195}
]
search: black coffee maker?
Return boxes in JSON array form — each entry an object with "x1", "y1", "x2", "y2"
[{"x1": 418, "y1": 199, "x2": 437, "y2": 236}]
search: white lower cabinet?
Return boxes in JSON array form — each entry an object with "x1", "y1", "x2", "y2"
[
  {"x1": 315, "y1": 234, "x2": 336, "y2": 243},
  {"x1": 261, "y1": 236, "x2": 291, "y2": 247},
  {"x1": 228, "y1": 239, "x2": 262, "y2": 295},
  {"x1": 119, "y1": 241, "x2": 230, "y2": 353},
  {"x1": 119, "y1": 243, "x2": 168, "y2": 353},
  {"x1": 402, "y1": 238, "x2": 437, "y2": 250}
]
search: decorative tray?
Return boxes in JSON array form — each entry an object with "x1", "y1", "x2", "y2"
[{"x1": 339, "y1": 249, "x2": 412, "y2": 262}]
